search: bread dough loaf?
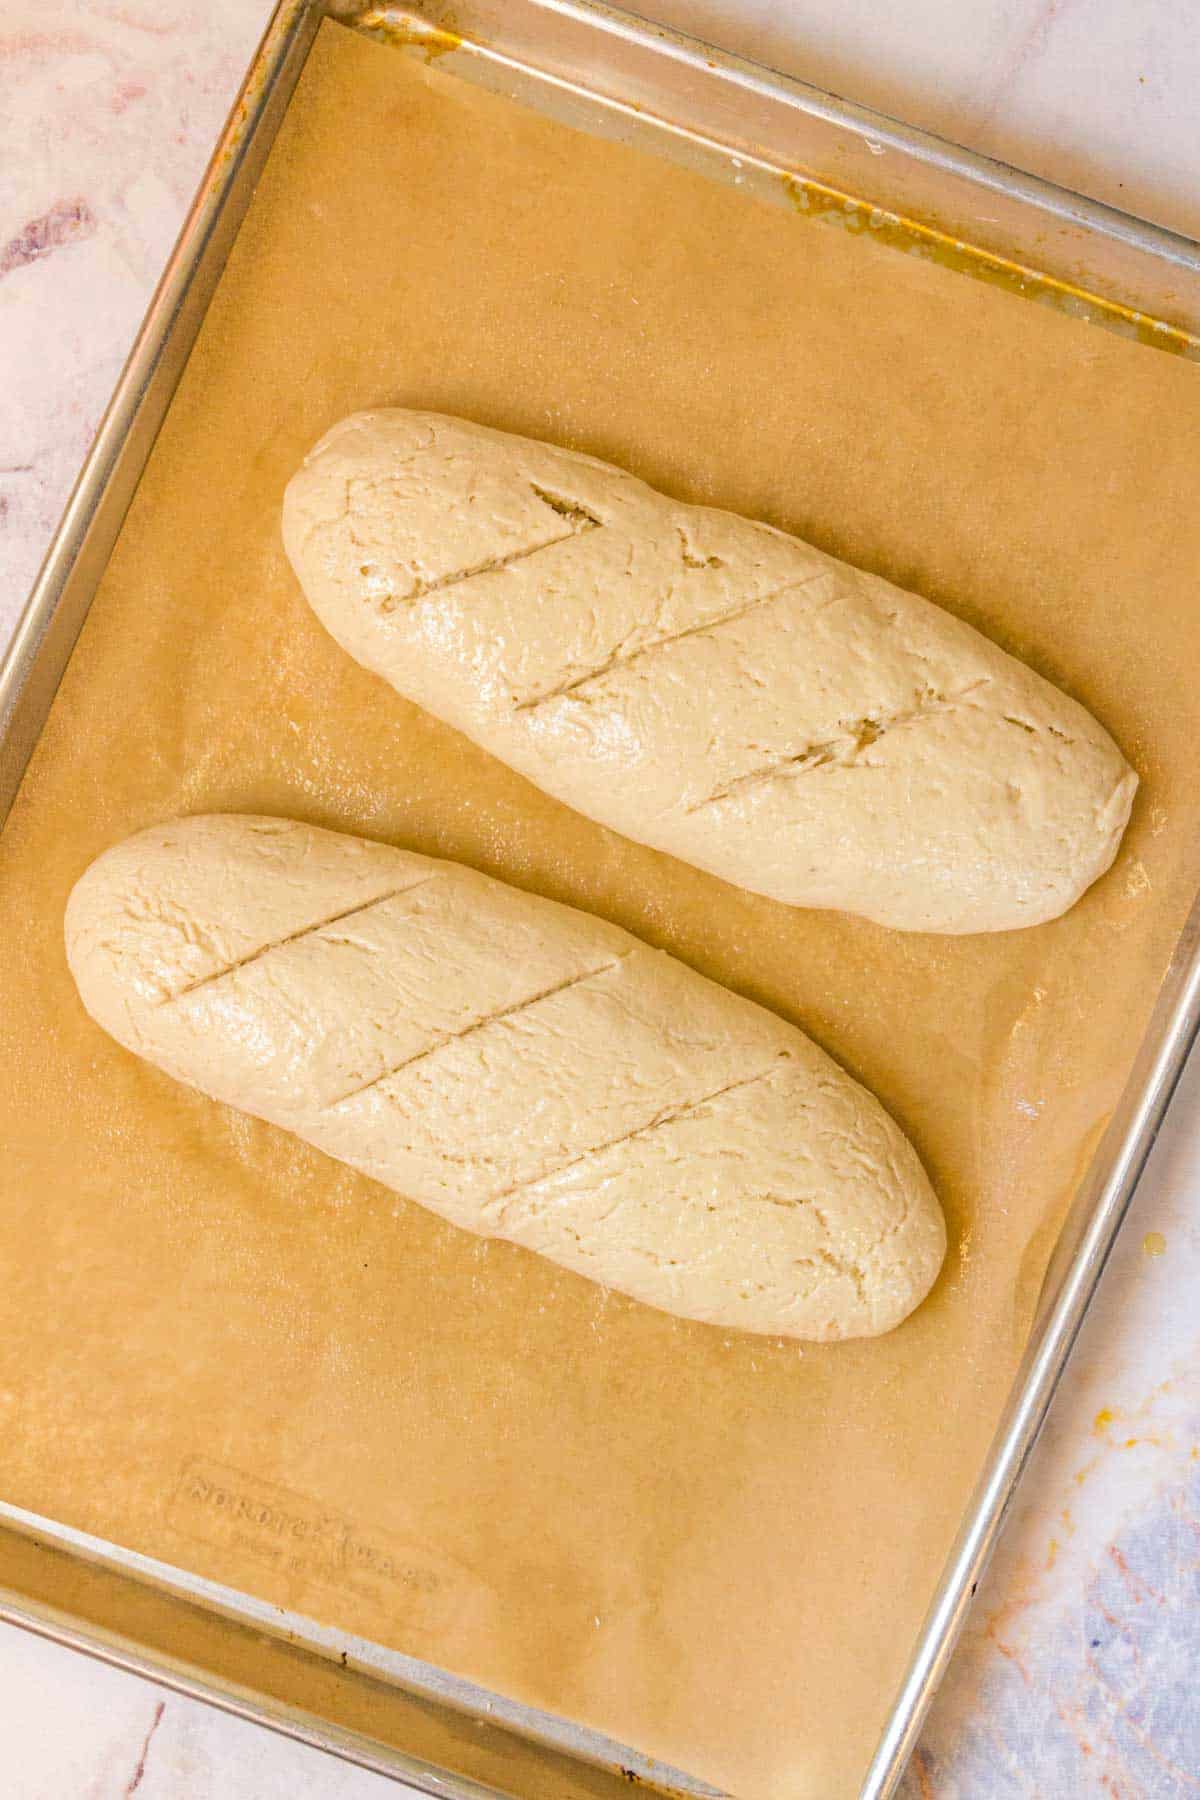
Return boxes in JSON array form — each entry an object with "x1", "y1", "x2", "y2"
[
  {"x1": 65, "y1": 815, "x2": 945, "y2": 1341},
  {"x1": 283, "y1": 411, "x2": 1136, "y2": 934}
]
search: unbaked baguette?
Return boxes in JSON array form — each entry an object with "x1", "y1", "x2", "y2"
[
  {"x1": 282, "y1": 410, "x2": 1136, "y2": 934},
  {"x1": 65, "y1": 815, "x2": 945, "y2": 1341}
]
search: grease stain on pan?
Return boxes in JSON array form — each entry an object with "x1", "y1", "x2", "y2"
[
  {"x1": 354, "y1": 7, "x2": 462, "y2": 62},
  {"x1": 780, "y1": 172, "x2": 1200, "y2": 362}
]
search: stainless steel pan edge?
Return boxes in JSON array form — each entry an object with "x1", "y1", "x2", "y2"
[
  {"x1": 0, "y1": 1574, "x2": 509, "y2": 1800},
  {"x1": 863, "y1": 890, "x2": 1200, "y2": 1797},
  {"x1": 341, "y1": 0, "x2": 1199, "y2": 348},
  {"x1": 1, "y1": 2, "x2": 1198, "y2": 1795},
  {"x1": 0, "y1": 1495, "x2": 718, "y2": 1798},
  {"x1": 0, "y1": 0, "x2": 320, "y2": 824}
]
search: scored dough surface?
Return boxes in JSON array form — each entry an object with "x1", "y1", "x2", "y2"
[
  {"x1": 65, "y1": 815, "x2": 945, "y2": 1341},
  {"x1": 283, "y1": 409, "x2": 1136, "y2": 934}
]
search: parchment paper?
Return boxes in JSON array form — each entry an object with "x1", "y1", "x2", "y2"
[{"x1": 2, "y1": 23, "x2": 1199, "y2": 1798}]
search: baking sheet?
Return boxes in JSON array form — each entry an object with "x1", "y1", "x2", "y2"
[{"x1": 1, "y1": 21, "x2": 1199, "y2": 1798}]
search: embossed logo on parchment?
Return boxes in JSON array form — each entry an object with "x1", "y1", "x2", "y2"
[{"x1": 169, "y1": 1457, "x2": 467, "y2": 1632}]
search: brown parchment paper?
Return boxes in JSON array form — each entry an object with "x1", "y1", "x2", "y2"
[{"x1": 2, "y1": 23, "x2": 1199, "y2": 1798}]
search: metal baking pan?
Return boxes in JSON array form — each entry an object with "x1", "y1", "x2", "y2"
[{"x1": 2, "y1": 4, "x2": 1198, "y2": 1795}]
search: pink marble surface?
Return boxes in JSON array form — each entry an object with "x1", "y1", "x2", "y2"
[{"x1": 0, "y1": 2, "x2": 1197, "y2": 1795}]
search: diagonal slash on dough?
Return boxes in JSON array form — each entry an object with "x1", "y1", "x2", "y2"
[
  {"x1": 512, "y1": 572, "x2": 831, "y2": 711},
  {"x1": 376, "y1": 485, "x2": 601, "y2": 613},
  {"x1": 687, "y1": 678, "x2": 993, "y2": 812},
  {"x1": 325, "y1": 955, "x2": 627, "y2": 1107},
  {"x1": 161, "y1": 876, "x2": 438, "y2": 1004},
  {"x1": 485, "y1": 1060, "x2": 789, "y2": 1222}
]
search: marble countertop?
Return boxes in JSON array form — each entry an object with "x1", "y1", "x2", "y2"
[{"x1": 1, "y1": 3, "x2": 1196, "y2": 1795}]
